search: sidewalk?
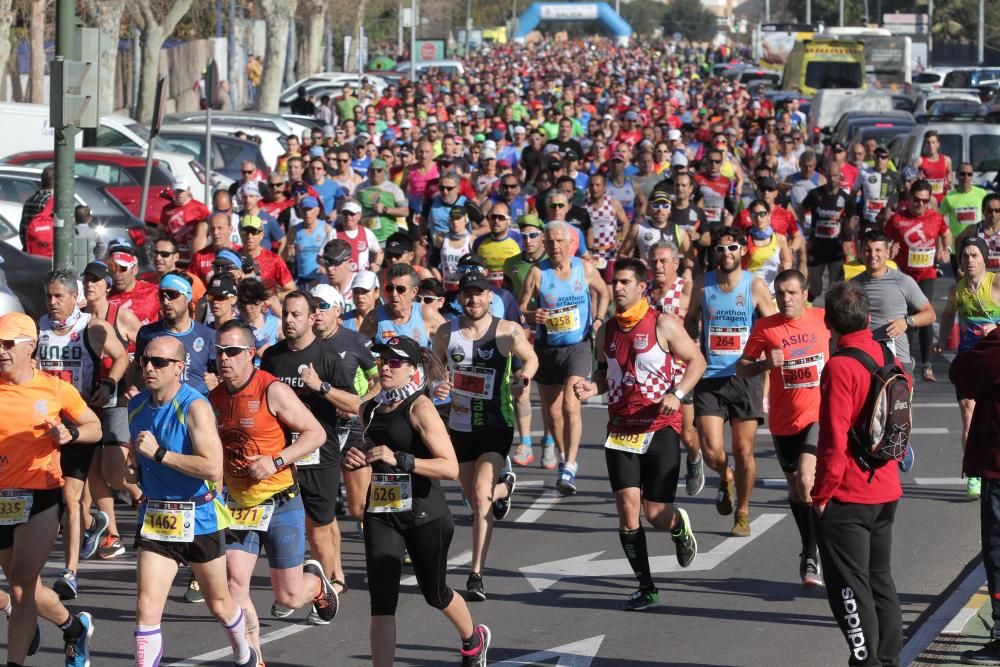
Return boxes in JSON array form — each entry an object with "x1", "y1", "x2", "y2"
[{"x1": 912, "y1": 586, "x2": 994, "y2": 666}]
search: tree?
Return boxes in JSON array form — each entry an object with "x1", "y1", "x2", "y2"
[
  {"x1": 83, "y1": 0, "x2": 127, "y2": 115},
  {"x1": 661, "y1": 0, "x2": 717, "y2": 43},
  {"x1": 28, "y1": 0, "x2": 45, "y2": 103},
  {"x1": 129, "y1": 0, "x2": 198, "y2": 123},
  {"x1": 300, "y1": 0, "x2": 327, "y2": 77},
  {"x1": 257, "y1": 0, "x2": 299, "y2": 113},
  {"x1": 621, "y1": 0, "x2": 669, "y2": 36}
]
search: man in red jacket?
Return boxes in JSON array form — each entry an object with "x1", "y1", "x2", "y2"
[
  {"x1": 951, "y1": 325, "x2": 1000, "y2": 664},
  {"x1": 813, "y1": 280, "x2": 906, "y2": 667}
]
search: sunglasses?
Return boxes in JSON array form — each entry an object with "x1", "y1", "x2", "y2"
[
  {"x1": 141, "y1": 355, "x2": 181, "y2": 369},
  {"x1": 751, "y1": 211, "x2": 768, "y2": 218},
  {"x1": 987, "y1": 207, "x2": 1000, "y2": 214},
  {"x1": 522, "y1": 230, "x2": 542, "y2": 239},
  {"x1": 378, "y1": 356, "x2": 406, "y2": 369},
  {"x1": 548, "y1": 202, "x2": 566, "y2": 209},
  {"x1": 386, "y1": 284, "x2": 410, "y2": 295},
  {"x1": 0, "y1": 337, "x2": 31, "y2": 350},
  {"x1": 154, "y1": 250, "x2": 176, "y2": 258},
  {"x1": 336, "y1": 158, "x2": 350, "y2": 163},
  {"x1": 242, "y1": 170, "x2": 254, "y2": 175},
  {"x1": 418, "y1": 295, "x2": 441, "y2": 304},
  {"x1": 913, "y1": 197, "x2": 931, "y2": 205},
  {"x1": 650, "y1": 202, "x2": 671, "y2": 210},
  {"x1": 876, "y1": 154, "x2": 889, "y2": 160},
  {"x1": 269, "y1": 182, "x2": 285, "y2": 187},
  {"x1": 502, "y1": 183, "x2": 518, "y2": 189},
  {"x1": 207, "y1": 293, "x2": 235, "y2": 302},
  {"x1": 213, "y1": 345, "x2": 252, "y2": 358},
  {"x1": 241, "y1": 227, "x2": 263, "y2": 235},
  {"x1": 441, "y1": 185, "x2": 457, "y2": 191},
  {"x1": 159, "y1": 289, "x2": 184, "y2": 301},
  {"x1": 959, "y1": 172, "x2": 974, "y2": 177},
  {"x1": 489, "y1": 214, "x2": 509, "y2": 222},
  {"x1": 715, "y1": 243, "x2": 741, "y2": 253},
  {"x1": 708, "y1": 159, "x2": 722, "y2": 165}
]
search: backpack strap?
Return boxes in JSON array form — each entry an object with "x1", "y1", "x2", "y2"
[{"x1": 833, "y1": 345, "x2": 879, "y2": 373}]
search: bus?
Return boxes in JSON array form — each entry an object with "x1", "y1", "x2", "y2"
[{"x1": 821, "y1": 27, "x2": 912, "y2": 91}]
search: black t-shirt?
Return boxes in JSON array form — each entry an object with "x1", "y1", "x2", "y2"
[
  {"x1": 565, "y1": 205, "x2": 592, "y2": 232},
  {"x1": 260, "y1": 337, "x2": 355, "y2": 466},
  {"x1": 323, "y1": 326, "x2": 377, "y2": 395},
  {"x1": 801, "y1": 186, "x2": 855, "y2": 264},
  {"x1": 547, "y1": 139, "x2": 583, "y2": 162},
  {"x1": 521, "y1": 147, "x2": 545, "y2": 183}
]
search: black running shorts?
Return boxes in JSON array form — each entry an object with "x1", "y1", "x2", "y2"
[
  {"x1": 535, "y1": 340, "x2": 593, "y2": 385},
  {"x1": 135, "y1": 529, "x2": 226, "y2": 565},
  {"x1": 772, "y1": 423, "x2": 819, "y2": 473},
  {"x1": 0, "y1": 488, "x2": 63, "y2": 551},
  {"x1": 298, "y1": 465, "x2": 342, "y2": 526},
  {"x1": 60, "y1": 444, "x2": 97, "y2": 482},
  {"x1": 605, "y1": 428, "x2": 682, "y2": 504},
  {"x1": 693, "y1": 374, "x2": 764, "y2": 424},
  {"x1": 450, "y1": 427, "x2": 514, "y2": 464}
]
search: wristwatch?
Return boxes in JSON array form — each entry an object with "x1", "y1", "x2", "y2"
[
  {"x1": 671, "y1": 388, "x2": 686, "y2": 401},
  {"x1": 904, "y1": 315, "x2": 915, "y2": 328},
  {"x1": 319, "y1": 381, "x2": 332, "y2": 396},
  {"x1": 273, "y1": 455, "x2": 286, "y2": 470}
]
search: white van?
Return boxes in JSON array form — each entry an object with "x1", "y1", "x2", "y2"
[{"x1": 807, "y1": 89, "x2": 895, "y2": 142}]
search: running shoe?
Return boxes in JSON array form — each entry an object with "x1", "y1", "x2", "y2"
[
  {"x1": 922, "y1": 362, "x2": 936, "y2": 382},
  {"x1": 97, "y1": 534, "x2": 125, "y2": 560},
  {"x1": 541, "y1": 444, "x2": 558, "y2": 470},
  {"x1": 963, "y1": 639, "x2": 1000, "y2": 665},
  {"x1": 671, "y1": 508, "x2": 698, "y2": 568},
  {"x1": 64, "y1": 611, "x2": 94, "y2": 667},
  {"x1": 685, "y1": 456, "x2": 705, "y2": 496},
  {"x1": 623, "y1": 588, "x2": 659, "y2": 611},
  {"x1": 270, "y1": 602, "x2": 294, "y2": 618},
  {"x1": 492, "y1": 470, "x2": 517, "y2": 521},
  {"x1": 801, "y1": 555, "x2": 824, "y2": 588},
  {"x1": 511, "y1": 444, "x2": 535, "y2": 466},
  {"x1": 731, "y1": 511, "x2": 751, "y2": 537},
  {"x1": 715, "y1": 476, "x2": 736, "y2": 516},
  {"x1": 304, "y1": 559, "x2": 339, "y2": 622},
  {"x1": 460, "y1": 624, "x2": 492, "y2": 667},
  {"x1": 556, "y1": 464, "x2": 577, "y2": 496},
  {"x1": 53, "y1": 569, "x2": 78, "y2": 601},
  {"x1": 80, "y1": 510, "x2": 109, "y2": 561},
  {"x1": 969, "y1": 477, "x2": 983, "y2": 501},
  {"x1": 184, "y1": 574, "x2": 204, "y2": 603},
  {"x1": 466, "y1": 572, "x2": 486, "y2": 601},
  {"x1": 900, "y1": 444, "x2": 915, "y2": 473},
  {"x1": 235, "y1": 646, "x2": 258, "y2": 667}
]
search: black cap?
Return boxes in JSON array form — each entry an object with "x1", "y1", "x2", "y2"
[
  {"x1": 959, "y1": 236, "x2": 990, "y2": 261},
  {"x1": 457, "y1": 253, "x2": 486, "y2": 270},
  {"x1": 372, "y1": 335, "x2": 423, "y2": 363},
  {"x1": 548, "y1": 160, "x2": 564, "y2": 170},
  {"x1": 82, "y1": 261, "x2": 111, "y2": 282},
  {"x1": 833, "y1": 142, "x2": 847, "y2": 152},
  {"x1": 207, "y1": 274, "x2": 238, "y2": 298},
  {"x1": 757, "y1": 177, "x2": 778, "y2": 191},
  {"x1": 459, "y1": 272, "x2": 491, "y2": 292},
  {"x1": 874, "y1": 144, "x2": 890, "y2": 156},
  {"x1": 318, "y1": 242, "x2": 351, "y2": 267},
  {"x1": 384, "y1": 232, "x2": 414, "y2": 256},
  {"x1": 448, "y1": 206, "x2": 468, "y2": 219}
]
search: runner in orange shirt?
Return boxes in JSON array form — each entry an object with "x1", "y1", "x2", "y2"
[
  {"x1": 736, "y1": 270, "x2": 831, "y2": 588},
  {"x1": 0, "y1": 312, "x2": 103, "y2": 666}
]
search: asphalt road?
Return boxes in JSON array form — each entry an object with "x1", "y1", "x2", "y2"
[{"x1": 5, "y1": 282, "x2": 984, "y2": 666}]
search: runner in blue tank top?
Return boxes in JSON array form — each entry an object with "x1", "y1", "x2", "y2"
[
  {"x1": 287, "y1": 196, "x2": 330, "y2": 287},
  {"x1": 126, "y1": 334, "x2": 257, "y2": 667},
  {"x1": 519, "y1": 220, "x2": 609, "y2": 495},
  {"x1": 685, "y1": 226, "x2": 776, "y2": 538}
]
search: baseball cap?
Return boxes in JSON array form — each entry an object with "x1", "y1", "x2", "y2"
[
  {"x1": 82, "y1": 261, "x2": 112, "y2": 285},
  {"x1": 107, "y1": 237, "x2": 136, "y2": 256},
  {"x1": 611, "y1": 150, "x2": 627, "y2": 162},
  {"x1": 239, "y1": 181, "x2": 261, "y2": 197},
  {"x1": 513, "y1": 126, "x2": 526, "y2": 135},
  {"x1": 874, "y1": 144, "x2": 890, "y2": 156},
  {"x1": 650, "y1": 190, "x2": 672, "y2": 205},
  {"x1": 671, "y1": 152, "x2": 689, "y2": 167},
  {"x1": 624, "y1": 111, "x2": 639, "y2": 121},
  {"x1": 667, "y1": 129, "x2": 682, "y2": 141},
  {"x1": 449, "y1": 206, "x2": 468, "y2": 219},
  {"x1": 159, "y1": 273, "x2": 193, "y2": 301},
  {"x1": 517, "y1": 213, "x2": 544, "y2": 230},
  {"x1": 398, "y1": 119, "x2": 413, "y2": 129},
  {"x1": 901, "y1": 165, "x2": 919, "y2": 181},
  {"x1": 240, "y1": 214, "x2": 263, "y2": 231},
  {"x1": 459, "y1": 272, "x2": 490, "y2": 292},
  {"x1": 372, "y1": 335, "x2": 423, "y2": 363},
  {"x1": 172, "y1": 179, "x2": 191, "y2": 192},
  {"x1": 483, "y1": 140, "x2": 498, "y2": 152},
  {"x1": 351, "y1": 270, "x2": 379, "y2": 291},
  {"x1": 297, "y1": 196, "x2": 320, "y2": 211},
  {"x1": 757, "y1": 177, "x2": 778, "y2": 191},
  {"x1": 309, "y1": 146, "x2": 325, "y2": 157},
  {"x1": 318, "y1": 242, "x2": 351, "y2": 267},
  {"x1": 547, "y1": 159, "x2": 564, "y2": 170},
  {"x1": 832, "y1": 142, "x2": 847, "y2": 152},
  {"x1": 341, "y1": 201, "x2": 362, "y2": 215},
  {"x1": 384, "y1": 232, "x2": 414, "y2": 256},
  {"x1": 309, "y1": 283, "x2": 345, "y2": 310},
  {"x1": 0, "y1": 312, "x2": 37, "y2": 341},
  {"x1": 369, "y1": 158, "x2": 388, "y2": 170},
  {"x1": 481, "y1": 148, "x2": 497, "y2": 160},
  {"x1": 213, "y1": 248, "x2": 242, "y2": 270},
  {"x1": 206, "y1": 274, "x2": 238, "y2": 299},
  {"x1": 457, "y1": 253, "x2": 486, "y2": 272}
]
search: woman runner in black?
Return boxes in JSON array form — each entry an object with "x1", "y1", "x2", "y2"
[{"x1": 342, "y1": 335, "x2": 491, "y2": 667}]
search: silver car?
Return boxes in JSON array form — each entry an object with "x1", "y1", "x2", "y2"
[{"x1": 887, "y1": 122, "x2": 1000, "y2": 189}]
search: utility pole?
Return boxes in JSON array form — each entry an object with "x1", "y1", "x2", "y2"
[
  {"x1": 839, "y1": 0, "x2": 844, "y2": 27},
  {"x1": 465, "y1": 0, "x2": 472, "y2": 56},
  {"x1": 410, "y1": 0, "x2": 417, "y2": 82},
  {"x1": 806, "y1": 0, "x2": 811, "y2": 24},
  {"x1": 979, "y1": 0, "x2": 985, "y2": 64},
  {"x1": 398, "y1": 1, "x2": 404, "y2": 58}
]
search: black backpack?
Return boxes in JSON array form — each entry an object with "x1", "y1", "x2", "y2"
[{"x1": 834, "y1": 342, "x2": 912, "y2": 481}]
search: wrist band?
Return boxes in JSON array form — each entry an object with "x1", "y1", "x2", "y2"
[
  {"x1": 154, "y1": 447, "x2": 168, "y2": 463},
  {"x1": 395, "y1": 451, "x2": 415, "y2": 474}
]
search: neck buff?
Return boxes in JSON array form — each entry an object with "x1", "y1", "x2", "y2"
[
  {"x1": 377, "y1": 367, "x2": 426, "y2": 404},
  {"x1": 50, "y1": 306, "x2": 83, "y2": 330},
  {"x1": 615, "y1": 297, "x2": 649, "y2": 330},
  {"x1": 750, "y1": 226, "x2": 773, "y2": 241}
]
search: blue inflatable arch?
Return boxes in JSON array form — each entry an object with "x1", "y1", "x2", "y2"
[{"x1": 513, "y1": 3, "x2": 633, "y2": 45}]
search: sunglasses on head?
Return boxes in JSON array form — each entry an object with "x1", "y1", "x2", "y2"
[
  {"x1": 141, "y1": 355, "x2": 181, "y2": 369},
  {"x1": 213, "y1": 345, "x2": 252, "y2": 358},
  {"x1": 0, "y1": 337, "x2": 31, "y2": 350},
  {"x1": 386, "y1": 284, "x2": 410, "y2": 295},
  {"x1": 378, "y1": 356, "x2": 407, "y2": 368},
  {"x1": 715, "y1": 243, "x2": 741, "y2": 253}
]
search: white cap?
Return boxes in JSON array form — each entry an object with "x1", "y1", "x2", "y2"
[
  {"x1": 671, "y1": 151, "x2": 689, "y2": 167},
  {"x1": 309, "y1": 283, "x2": 345, "y2": 309},
  {"x1": 513, "y1": 125, "x2": 526, "y2": 134},
  {"x1": 173, "y1": 179, "x2": 190, "y2": 192},
  {"x1": 482, "y1": 140, "x2": 497, "y2": 152},
  {"x1": 667, "y1": 129, "x2": 682, "y2": 142},
  {"x1": 341, "y1": 200, "x2": 362, "y2": 215},
  {"x1": 351, "y1": 270, "x2": 379, "y2": 291},
  {"x1": 398, "y1": 119, "x2": 412, "y2": 129},
  {"x1": 481, "y1": 148, "x2": 497, "y2": 160},
  {"x1": 239, "y1": 181, "x2": 260, "y2": 197}
]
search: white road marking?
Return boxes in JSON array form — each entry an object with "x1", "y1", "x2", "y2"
[
  {"x1": 519, "y1": 513, "x2": 785, "y2": 592},
  {"x1": 899, "y1": 566, "x2": 986, "y2": 666},
  {"x1": 516, "y1": 485, "x2": 563, "y2": 525},
  {"x1": 493, "y1": 634, "x2": 606, "y2": 666},
  {"x1": 913, "y1": 477, "x2": 967, "y2": 486},
  {"x1": 761, "y1": 478, "x2": 789, "y2": 488},
  {"x1": 756, "y1": 427, "x2": 949, "y2": 436},
  {"x1": 165, "y1": 623, "x2": 313, "y2": 666}
]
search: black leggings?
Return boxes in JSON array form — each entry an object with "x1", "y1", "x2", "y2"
[
  {"x1": 914, "y1": 278, "x2": 935, "y2": 365},
  {"x1": 364, "y1": 513, "x2": 456, "y2": 616}
]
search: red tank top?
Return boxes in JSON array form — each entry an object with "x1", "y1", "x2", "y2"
[
  {"x1": 919, "y1": 155, "x2": 948, "y2": 202},
  {"x1": 604, "y1": 308, "x2": 681, "y2": 434},
  {"x1": 99, "y1": 301, "x2": 136, "y2": 378}
]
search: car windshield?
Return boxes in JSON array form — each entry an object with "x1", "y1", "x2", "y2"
[
  {"x1": 972, "y1": 135, "x2": 1000, "y2": 172},
  {"x1": 124, "y1": 122, "x2": 174, "y2": 153},
  {"x1": 914, "y1": 72, "x2": 942, "y2": 84},
  {"x1": 805, "y1": 62, "x2": 863, "y2": 89},
  {"x1": 77, "y1": 183, "x2": 131, "y2": 219}
]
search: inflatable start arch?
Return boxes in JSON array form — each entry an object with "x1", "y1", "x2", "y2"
[{"x1": 513, "y1": 2, "x2": 633, "y2": 46}]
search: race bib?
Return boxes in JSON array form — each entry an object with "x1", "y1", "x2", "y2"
[
  {"x1": 704, "y1": 206, "x2": 722, "y2": 223},
  {"x1": 781, "y1": 353, "x2": 824, "y2": 389},
  {"x1": 487, "y1": 270, "x2": 504, "y2": 286},
  {"x1": 815, "y1": 220, "x2": 840, "y2": 239},
  {"x1": 907, "y1": 247, "x2": 935, "y2": 269},
  {"x1": 453, "y1": 365, "x2": 496, "y2": 400},
  {"x1": 297, "y1": 449, "x2": 321, "y2": 467},
  {"x1": 929, "y1": 179, "x2": 945, "y2": 195},
  {"x1": 226, "y1": 498, "x2": 274, "y2": 531},
  {"x1": 708, "y1": 326, "x2": 749, "y2": 355},
  {"x1": 0, "y1": 489, "x2": 33, "y2": 526},
  {"x1": 367, "y1": 473, "x2": 412, "y2": 513},
  {"x1": 956, "y1": 207, "x2": 979, "y2": 224},
  {"x1": 141, "y1": 500, "x2": 195, "y2": 543},
  {"x1": 604, "y1": 431, "x2": 653, "y2": 454},
  {"x1": 546, "y1": 305, "x2": 580, "y2": 333}
]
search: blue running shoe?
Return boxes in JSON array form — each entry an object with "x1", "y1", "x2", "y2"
[
  {"x1": 64, "y1": 611, "x2": 94, "y2": 667},
  {"x1": 556, "y1": 464, "x2": 577, "y2": 496},
  {"x1": 53, "y1": 569, "x2": 78, "y2": 601},
  {"x1": 80, "y1": 511, "x2": 109, "y2": 561}
]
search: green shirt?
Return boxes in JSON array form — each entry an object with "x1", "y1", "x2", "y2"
[
  {"x1": 940, "y1": 186, "x2": 987, "y2": 250},
  {"x1": 356, "y1": 187, "x2": 399, "y2": 243},
  {"x1": 503, "y1": 251, "x2": 545, "y2": 303}
]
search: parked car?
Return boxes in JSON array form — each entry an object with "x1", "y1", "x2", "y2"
[
  {"x1": 912, "y1": 67, "x2": 957, "y2": 93},
  {"x1": 278, "y1": 77, "x2": 389, "y2": 111},
  {"x1": 0, "y1": 244, "x2": 42, "y2": 315},
  {"x1": 0, "y1": 165, "x2": 152, "y2": 268},
  {"x1": 826, "y1": 110, "x2": 916, "y2": 149},
  {"x1": 888, "y1": 122, "x2": 1000, "y2": 189},
  {"x1": 1, "y1": 150, "x2": 174, "y2": 224},
  {"x1": 393, "y1": 60, "x2": 465, "y2": 77},
  {"x1": 808, "y1": 89, "x2": 894, "y2": 141},
  {"x1": 0, "y1": 201, "x2": 23, "y2": 249},
  {"x1": 158, "y1": 131, "x2": 269, "y2": 182},
  {"x1": 911, "y1": 92, "x2": 982, "y2": 115},
  {"x1": 161, "y1": 122, "x2": 286, "y2": 170}
]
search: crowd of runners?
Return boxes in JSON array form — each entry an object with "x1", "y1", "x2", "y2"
[{"x1": 1, "y1": 35, "x2": 995, "y2": 667}]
